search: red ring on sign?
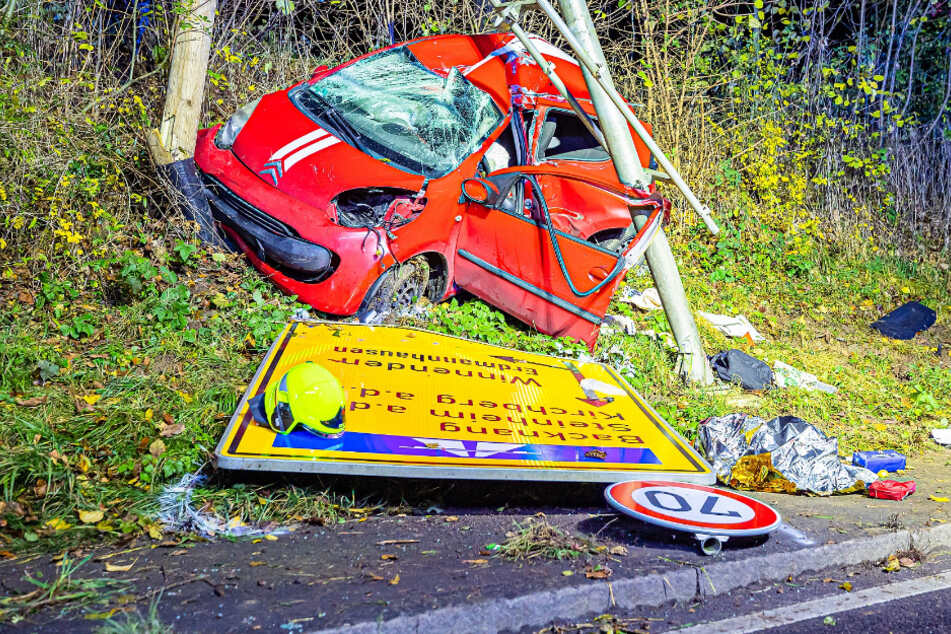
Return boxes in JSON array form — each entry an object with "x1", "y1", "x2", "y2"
[{"x1": 605, "y1": 480, "x2": 781, "y2": 535}]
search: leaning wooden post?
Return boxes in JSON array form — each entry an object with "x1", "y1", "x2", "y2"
[
  {"x1": 147, "y1": 0, "x2": 223, "y2": 246},
  {"x1": 556, "y1": 0, "x2": 714, "y2": 385}
]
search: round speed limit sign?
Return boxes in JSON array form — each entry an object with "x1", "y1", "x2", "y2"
[{"x1": 605, "y1": 480, "x2": 781, "y2": 536}]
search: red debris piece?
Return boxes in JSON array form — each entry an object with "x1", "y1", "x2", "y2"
[{"x1": 868, "y1": 480, "x2": 916, "y2": 501}]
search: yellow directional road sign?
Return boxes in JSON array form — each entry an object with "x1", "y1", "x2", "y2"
[{"x1": 215, "y1": 321, "x2": 714, "y2": 483}]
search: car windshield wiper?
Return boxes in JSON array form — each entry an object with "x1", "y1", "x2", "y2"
[{"x1": 309, "y1": 93, "x2": 365, "y2": 152}]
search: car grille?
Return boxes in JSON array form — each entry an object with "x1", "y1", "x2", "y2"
[{"x1": 200, "y1": 173, "x2": 299, "y2": 238}]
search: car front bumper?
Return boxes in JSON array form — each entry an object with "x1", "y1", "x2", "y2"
[{"x1": 202, "y1": 174, "x2": 337, "y2": 282}]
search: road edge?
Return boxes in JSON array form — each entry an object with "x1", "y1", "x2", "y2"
[{"x1": 310, "y1": 522, "x2": 951, "y2": 634}]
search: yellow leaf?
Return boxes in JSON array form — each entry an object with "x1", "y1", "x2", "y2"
[
  {"x1": 78, "y1": 509, "x2": 104, "y2": 524},
  {"x1": 839, "y1": 581, "x2": 852, "y2": 591},
  {"x1": 81, "y1": 393, "x2": 102, "y2": 405},
  {"x1": 147, "y1": 524, "x2": 162, "y2": 540},
  {"x1": 46, "y1": 517, "x2": 72, "y2": 531},
  {"x1": 264, "y1": 534, "x2": 278, "y2": 541},
  {"x1": 389, "y1": 574, "x2": 400, "y2": 585},
  {"x1": 104, "y1": 559, "x2": 136, "y2": 572},
  {"x1": 929, "y1": 495, "x2": 949, "y2": 503},
  {"x1": 144, "y1": 408, "x2": 153, "y2": 421}
]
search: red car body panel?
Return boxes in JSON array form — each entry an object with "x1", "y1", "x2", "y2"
[{"x1": 194, "y1": 32, "x2": 663, "y2": 348}]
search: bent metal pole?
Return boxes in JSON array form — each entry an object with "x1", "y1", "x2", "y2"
[
  {"x1": 555, "y1": 0, "x2": 714, "y2": 385},
  {"x1": 538, "y1": 0, "x2": 719, "y2": 236}
]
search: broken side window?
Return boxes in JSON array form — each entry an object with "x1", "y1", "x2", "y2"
[
  {"x1": 291, "y1": 46, "x2": 504, "y2": 179},
  {"x1": 536, "y1": 108, "x2": 609, "y2": 162}
]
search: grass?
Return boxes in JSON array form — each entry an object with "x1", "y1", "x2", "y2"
[
  {"x1": 0, "y1": 0, "x2": 949, "y2": 568},
  {"x1": 495, "y1": 513, "x2": 602, "y2": 561},
  {"x1": 0, "y1": 554, "x2": 131, "y2": 624},
  {"x1": 0, "y1": 219, "x2": 949, "y2": 560},
  {"x1": 93, "y1": 594, "x2": 172, "y2": 634}
]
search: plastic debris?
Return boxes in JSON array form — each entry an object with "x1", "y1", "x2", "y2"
[
  {"x1": 871, "y1": 301, "x2": 936, "y2": 340},
  {"x1": 697, "y1": 413, "x2": 877, "y2": 495},
  {"x1": 710, "y1": 349, "x2": 773, "y2": 390},
  {"x1": 618, "y1": 286, "x2": 663, "y2": 311},
  {"x1": 868, "y1": 480, "x2": 916, "y2": 501},
  {"x1": 157, "y1": 472, "x2": 290, "y2": 539},
  {"x1": 773, "y1": 360, "x2": 838, "y2": 394},
  {"x1": 698, "y1": 311, "x2": 765, "y2": 342},
  {"x1": 601, "y1": 315, "x2": 676, "y2": 349},
  {"x1": 932, "y1": 428, "x2": 951, "y2": 446},
  {"x1": 852, "y1": 450, "x2": 906, "y2": 472},
  {"x1": 602, "y1": 313, "x2": 638, "y2": 335}
]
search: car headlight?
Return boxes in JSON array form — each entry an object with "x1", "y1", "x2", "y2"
[{"x1": 214, "y1": 98, "x2": 261, "y2": 149}]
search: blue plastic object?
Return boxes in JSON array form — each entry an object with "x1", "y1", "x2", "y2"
[{"x1": 852, "y1": 450, "x2": 906, "y2": 473}]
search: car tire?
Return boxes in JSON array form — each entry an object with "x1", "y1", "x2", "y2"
[{"x1": 359, "y1": 256, "x2": 431, "y2": 319}]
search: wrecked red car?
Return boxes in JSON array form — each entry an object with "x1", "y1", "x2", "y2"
[{"x1": 195, "y1": 33, "x2": 665, "y2": 348}]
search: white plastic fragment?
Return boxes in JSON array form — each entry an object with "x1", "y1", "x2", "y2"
[
  {"x1": 932, "y1": 428, "x2": 951, "y2": 446},
  {"x1": 698, "y1": 311, "x2": 765, "y2": 341},
  {"x1": 602, "y1": 314, "x2": 676, "y2": 349},
  {"x1": 773, "y1": 360, "x2": 838, "y2": 394},
  {"x1": 618, "y1": 286, "x2": 663, "y2": 311},
  {"x1": 157, "y1": 472, "x2": 290, "y2": 539}
]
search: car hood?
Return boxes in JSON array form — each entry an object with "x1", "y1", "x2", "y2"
[{"x1": 230, "y1": 91, "x2": 425, "y2": 211}]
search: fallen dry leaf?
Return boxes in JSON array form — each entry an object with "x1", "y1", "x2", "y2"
[
  {"x1": 882, "y1": 555, "x2": 901, "y2": 572},
  {"x1": 34, "y1": 479, "x2": 48, "y2": 497},
  {"x1": 388, "y1": 574, "x2": 400, "y2": 585},
  {"x1": 444, "y1": 516, "x2": 459, "y2": 522},
  {"x1": 249, "y1": 561, "x2": 266, "y2": 567},
  {"x1": 104, "y1": 559, "x2": 136, "y2": 573},
  {"x1": 839, "y1": 581, "x2": 852, "y2": 592},
  {"x1": 899, "y1": 557, "x2": 918, "y2": 568},
  {"x1": 380, "y1": 554, "x2": 398, "y2": 561},
  {"x1": 0, "y1": 550, "x2": 16, "y2": 560},
  {"x1": 463, "y1": 559, "x2": 488, "y2": 565},
  {"x1": 15, "y1": 396, "x2": 47, "y2": 407},
  {"x1": 149, "y1": 439, "x2": 166, "y2": 459},
  {"x1": 609, "y1": 545, "x2": 628, "y2": 556},
  {"x1": 159, "y1": 423, "x2": 185, "y2": 437},
  {"x1": 78, "y1": 509, "x2": 104, "y2": 524},
  {"x1": 365, "y1": 573, "x2": 384, "y2": 581}
]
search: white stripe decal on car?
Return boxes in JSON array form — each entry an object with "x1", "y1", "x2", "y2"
[
  {"x1": 283, "y1": 136, "x2": 340, "y2": 170},
  {"x1": 269, "y1": 128, "x2": 327, "y2": 161}
]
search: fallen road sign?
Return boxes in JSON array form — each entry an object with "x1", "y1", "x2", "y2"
[
  {"x1": 215, "y1": 321, "x2": 715, "y2": 483},
  {"x1": 604, "y1": 480, "x2": 781, "y2": 536}
]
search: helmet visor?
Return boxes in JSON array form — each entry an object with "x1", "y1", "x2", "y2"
[
  {"x1": 269, "y1": 401, "x2": 295, "y2": 434},
  {"x1": 300, "y1": 406, "x2": 346, "y2": 439}
]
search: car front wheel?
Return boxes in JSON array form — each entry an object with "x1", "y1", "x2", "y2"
[{"x1": 358, "y1": 256, "x2": 431, "y2": 320}]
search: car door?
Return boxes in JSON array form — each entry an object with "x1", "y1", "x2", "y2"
[{"x1": 452, "y1": 170, "x2": 629, "y2": 348}]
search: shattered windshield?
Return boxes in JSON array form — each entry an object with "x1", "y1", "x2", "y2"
[{"x1": 291, "y1": 46, "x2": 503, "y2": 178}]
